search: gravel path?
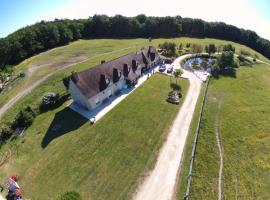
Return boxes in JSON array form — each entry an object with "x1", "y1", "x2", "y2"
[
  {"x1": 0, "y1": 46, "x2": 136, "y2": 119},
  {"x1": 215, "y1": 102, "x2": 224, "y2": 200},
  {"x1": 0, "y1": 194, "x2": 4, "y2": 200},
  {"x1": 133, "y1": 55, "x2": 202, "y2": 200}
]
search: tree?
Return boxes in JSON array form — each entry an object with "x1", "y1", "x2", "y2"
[
  {"x1": 205, "y1": 44, "x2": 216, "y2": 54},
  {"x1": 173, "y1": 68, "x2": 183, "y2": 85},
  {"x1": 13, "y1": 106, "x2": 36, "y2": 128},
  {"x1": 218, "y1": 51, "x2": 235, "y2": 69},
  {"x1": 223, "y1": 44, "x2": 235, "y2": 52}
]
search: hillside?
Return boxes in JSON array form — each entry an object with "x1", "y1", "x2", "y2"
[
  {"x1": 177, "y1": 62, "x2": 270, "y2": 199},
  {"x1": 0, "y1": 38, "x2": 270, "y2": 199}
]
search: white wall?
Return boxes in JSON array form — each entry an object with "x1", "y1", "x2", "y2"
[{"x1": 69, "y1": 79, "x2": 91, "y2": 109}]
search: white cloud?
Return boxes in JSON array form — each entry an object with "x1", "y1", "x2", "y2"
[{"x1": 45, "y1": 0, "x2": 270, "y2": 40}]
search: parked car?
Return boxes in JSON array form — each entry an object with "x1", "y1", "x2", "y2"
[
  {"x1": 167, "y1": 66, "x2": 173, "y2": 73},
  {"x1": 159, "y1": 65, "x2": 166, "y2": 72}
]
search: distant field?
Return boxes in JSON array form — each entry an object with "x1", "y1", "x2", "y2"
[
  {"x1": 184, "y1": 63, "x2": 270, "y2": 199},
  {"x1": 0, "y1": 74, "x2": 189, "y2": 199},
  {"x1": 1, "y1": 37, "x2": 269, "y2": 112}
]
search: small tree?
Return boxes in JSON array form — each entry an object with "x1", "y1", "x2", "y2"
[
  {"x1": 13, "y1": 106, "x2": 36, "y2": 128},
  {"x1": 40, "y1": 92, "x2": 60, "y2": 111},
  {"x1": 223, "y1": 44, "x2": 235, "y2": 53},
  {"x1": 206, "y1": 44, "x2": 216, "y2": 54},
  {"x1": 173, "y1": 68, "x2": 183, "y2": 85}
]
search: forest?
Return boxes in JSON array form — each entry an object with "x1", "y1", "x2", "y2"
[{"x1": 0, "y1": 14, "x2": 270, "y2": 70}]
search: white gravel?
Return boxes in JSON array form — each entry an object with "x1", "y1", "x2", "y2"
[{"x1": 133, "y1": 55, "x2": 202, "y2": 200}]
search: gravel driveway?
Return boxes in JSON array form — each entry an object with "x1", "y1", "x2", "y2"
[{"x1": 133, "y1": 55, "x2": 202, "y2": 200}]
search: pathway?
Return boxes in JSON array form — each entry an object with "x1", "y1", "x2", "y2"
[
  {"x1": 0, "y1": 46, "x2": 137, "y2": 119},
  {"x1": 215, "y1": 102, "x2": 224, "y2": 200},
  {"x1": 133, "y1": 55, "x2": 202, "y2": 200}
]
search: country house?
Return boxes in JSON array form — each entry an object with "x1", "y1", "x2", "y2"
[{"x1": 69, "y1": 46, "x2": 161, "y2": 110}]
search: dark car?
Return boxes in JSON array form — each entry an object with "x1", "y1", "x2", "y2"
[
  {"x1": 167, "y1": 66, "x2": 173, "y2": 73},
  {"x1": 159, "y1": 65, "x2": 166, "y2": 72}
]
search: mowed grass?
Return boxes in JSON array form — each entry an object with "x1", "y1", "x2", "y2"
[
  {"x1": 1, "y1": 37, "x2": 269, "y2": 110},
  {"x1": 0, "y1": 74, "x2": 189, "y2": 200},
  {"x1": 187, "y1": 64, "x2": 270, "y2": 199},
  {"x1": 0, "y1": 39, "x2": 148, "y2": 108}
]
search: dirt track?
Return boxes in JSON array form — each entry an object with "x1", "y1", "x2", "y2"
[
  {"x1": 133, "y1": 55, "x2": 202, "y2": 200},
  {"x1": 0, "y1": 46, "x2": 136, "y2": 119}
]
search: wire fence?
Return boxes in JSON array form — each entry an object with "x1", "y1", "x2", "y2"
[{"x1": 184, "y1": 77, "x2": 211, "y2": 200}]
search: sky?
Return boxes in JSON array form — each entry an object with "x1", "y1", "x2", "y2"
[{"x1": 0, "y1": 0, "x2": 269, "y2": 40}]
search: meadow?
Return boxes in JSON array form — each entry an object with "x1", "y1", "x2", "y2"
[
  {"x1": 0, "y1": 37, "x2": 270, "y2": 199},
  {"x1": 181, "y1": 63, "x2": 270, "y2": 199},
  {"x1": 0, "y1": 74, "x2": 189, "y2": 199}
]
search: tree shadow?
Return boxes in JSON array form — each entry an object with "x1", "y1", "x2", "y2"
[
  {"x1": 170, "y1": 83, "x2": 182, "y2": 91},
  {"x1": 41, "y1": 107, "x2": 87, "y2": 148},
  {"x1": 212, "y1": 68, "x2": 237, "y2": 79}
]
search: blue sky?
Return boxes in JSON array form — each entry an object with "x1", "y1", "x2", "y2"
[{"x1": 0, "y1": 0, "x2": 269, "y2": 40}]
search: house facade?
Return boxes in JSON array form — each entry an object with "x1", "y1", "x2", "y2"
[{"x1": 69, "y1": 46, "x2": 161, "y2": 110}]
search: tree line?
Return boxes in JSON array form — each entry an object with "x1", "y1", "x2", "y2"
[{"x1": 1, "y1": 14, "x2": 270, "y2": 70}]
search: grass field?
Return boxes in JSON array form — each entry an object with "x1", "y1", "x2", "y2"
[
  {"x1": 183, "y1": 63, "x2": 270, "y2": 199},
  {"x1": 1, "y1": 37, "x2": 268, "y2": 111},
  {"x1": 1, "y1": 37, "x2": 270, "y2": 199},
  {"x1": 0, "y1": 74, "x2": 189, "y2": 199}
]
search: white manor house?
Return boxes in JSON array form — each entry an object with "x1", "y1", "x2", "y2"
[{"x1": 69, "y1": 46, "x2": 161, "y2": 110}]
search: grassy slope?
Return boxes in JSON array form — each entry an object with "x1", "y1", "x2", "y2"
[
  {"x1": 188, "y1": 64, "x2": 270, "y2": 199},
  {"x1": 1, "y1": 37, "x2": 268, "y2": 110},
  {"x1": 0, "y1": 74, "x2": 189, "y2": 200},
  {"x1": 0, "y1": 39, "x2": 148, "y2": 108},
  {"x1": 1, "y1": 37, "x2": 270, "y2": 199}
]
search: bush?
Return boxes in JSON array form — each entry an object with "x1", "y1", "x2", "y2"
[
  {"x1": 13, "y1": 106, "x2": 36, "y2": 128},
  {"x1": 19, "y1": 72, "x2": 25, "y2": 77},
  {"x1": 40, "y1": 92, "x2": 60, "y2": 110},
  {"x1": 57, "y1": 191, "x2": 82, "y2": 200},
  {"x1": 0, "y1": 125, "x2": 13, "y2": 142}
]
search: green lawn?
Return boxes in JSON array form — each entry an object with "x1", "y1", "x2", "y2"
[
  {"x1": 0, "y1": 74, "x2": 189, "y2": 200},
  {"x1": 186, "y1": 64, "x2": 270, "y2": 199},
  {"x1": 1, "y1": 37, "x2": 268, "y2": 111},
  {"x1": 1, "y1": 37, "x2": 270, "y2": 199}
]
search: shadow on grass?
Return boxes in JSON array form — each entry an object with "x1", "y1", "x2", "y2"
[
  {"x1": 170, "y1": 83, "x2": 182, "y2": 91},
  {"x1": 41, "y1": 107, "x2": 87, "y2": 148},
  {"x1": 212, "y1": 68, "x2": 237, "y2": 79}
]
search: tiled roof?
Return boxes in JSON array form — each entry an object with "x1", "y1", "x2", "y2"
[{"x1": 70, "y1": 46, "x2": 158, "y2": 99}]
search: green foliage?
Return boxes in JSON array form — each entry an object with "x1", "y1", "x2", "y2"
[
  {"x1": 223, "y1": 44, "x2": 235, "y2": 53},
  {"x1": 173, "y1": 68, "x2": 183, "y2": 85},
  {"x1": 205, "y1": 44, "x2": 216, "y2": 54},
  {"x1": 0, "y1": 125, "x2": 13, "y2": 142},
  {"x1": 13, "y1": 106, "x2": 36, "y2": 128},
  {"x1": 57, "y1": 191, "x2": 82, "y2": 200},
  {"x1": 40, "y1": 92, "x2": 60, "y2": 111},
  {"x1": 217, "y1": 51, "x2": 235, "y2": 69},
  {"x1": 1, "y1": 15, "x2": 270, "y2": 70},
  {"x1": 159, "y1": 42, "x2": 177, "y2": 57}
]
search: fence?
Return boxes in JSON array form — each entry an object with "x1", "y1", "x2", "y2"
[{"x1": 184, "y1": 77, "x2": 211, "y2": 200}]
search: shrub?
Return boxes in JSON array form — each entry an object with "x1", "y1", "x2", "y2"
[
  {"x1": 0, "y1": 125, "x2": 13, "y2": 142},
  {"x1": 19, "y1": 72, "x2": 25, "y2": 77},
  {"x1": 40, "y1": 92, "x2": 60, "y2": 110},
  {"x1": 13, "y1": 106, "x2": 36, "y2": 128},
  {"x1": 57, "y1": 191, "x2": 82, "y2": 200}
]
